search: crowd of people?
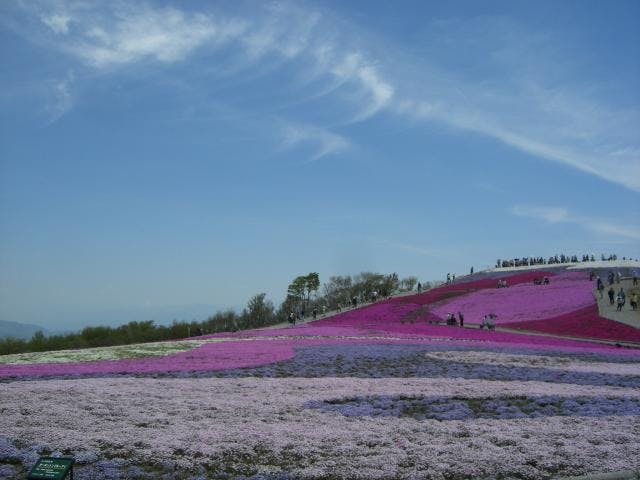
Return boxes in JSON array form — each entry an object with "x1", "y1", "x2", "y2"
[
  {"x1": 442, "y1": 312, "x2": 465, "y2": 327},
  {"x1": 594, "y1": 270, "x2": 638, "y2": 313},
  {"x1": 495, "y1": 254, "x2": 631, "y2": 269}
]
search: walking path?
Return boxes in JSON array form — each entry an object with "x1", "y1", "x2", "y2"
[{"x1": 594, "y1": 278, "x2": 640, "y2": 328}]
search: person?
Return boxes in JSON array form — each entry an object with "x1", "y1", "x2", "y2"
[
  {"x1": 337, "y1": 303, "x2": 342, "y2": 313},
  {"x1": 458, "y1": 311, "x2": 464, "y2": 327},
  {"x1": 598, "y1": 281, "x2": 605, "y2": 299},
  {"x1": 543, "y1": 277, "x2": 549, "y2": 285},
  {"x1": 596, "y1": 276, "x2": 603, "y2": 290},
  {"x1": 452, "y1": 274, "x2": 456, "y2": 282},
  {"x1": 617, "y1": 288, "x2": 626, "y2": 309},
  {"x1": 589, "y1": 271, "x2": 595, "y2": 281},
  {"x1": 417, "y1": 282, "x2": 422, "y2": 292},
  {"x1": 470, "y1": 266, "x2": 474, "y2": 275},
  {"x1": 312, "y1": 307, "x2": 317, "y2": 320},
  {"x1": 608, "y1": 286, "x2": 615, "y2": 305},
  {"x1": 289, "y1": 312, "x2": 296, "y2": 326},
  {"x1": 446, "y1": 273, "x2": 451, "y2": 284},
  {"x1": 322, "y1": 305, "x2": 327, "y2": 316},
  {"x1": 630, "y1": 292, "x2": 638, "y2": 311},
  {"x1": 633, "y1": 271, "x2": 638, "y2": 286},
  {"x1": 480, "y1": 315, "x2": 495, "y2": 331},
  {"x1": 616, "y1": 292, "x2": 625, "y2": 312}
]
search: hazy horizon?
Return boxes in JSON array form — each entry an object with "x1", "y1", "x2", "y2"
[{"x1": 1, "y1": 0, "x2": 639, "y2": 330}]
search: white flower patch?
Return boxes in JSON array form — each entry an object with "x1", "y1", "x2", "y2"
[
  {"x1": 0, "y1": 339, "x2": 226, "y2": 365},
  {"x1": 1, "y1": 376, "x2": 639, "y2": 479},
  {"x1": 424, "y1": 351, "x2": 640, "y2": 375}
]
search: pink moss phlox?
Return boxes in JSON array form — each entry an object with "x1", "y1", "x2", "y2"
[
  {"x1": 431, "y1": 271, "x2": 594, "y2": 325},
  {"x1": 509, "y1": 304, "x2": 640, "y2": 343}
]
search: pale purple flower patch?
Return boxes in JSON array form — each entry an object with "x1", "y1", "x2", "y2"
[{"x1": 306, "y1": 394, "x2": 640, "y2": 420}]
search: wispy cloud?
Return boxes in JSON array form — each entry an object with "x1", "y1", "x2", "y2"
[
  {"x1": 280, "y1": 123, "x2": 350, "y2": 163},
  {"x1": 45, "y1": 70, "x2": 75, "y2": 122},
  {"x1": 371, "y1": 237, "x2": 439, "y2": 257},
  {"x1": 5, "y1": 2, "x2": 639, "y2": 190},
  {"x1": 11, "y1": 2, "x2": 394, "y2": 126},
  {"x1": 41, "y1": 13, "x2": 71, "y2": 34},
  {"x1": 511, "y1": 205, "x2": 569, "y2": 224},
  {"x1": 512, "y1": 204, "x2": 640, "y2": 241},
  {"x1": 60, "y1": 6, "x2": 245, "y2": 68}
]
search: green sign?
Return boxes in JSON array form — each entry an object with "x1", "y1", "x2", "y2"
[{"x1": 27, "y1": 457, "x2": 74, "y2": 480}]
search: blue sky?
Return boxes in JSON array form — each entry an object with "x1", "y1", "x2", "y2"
[{"x1": 1, "y1": 0, "x2": 639, "y2": 330}]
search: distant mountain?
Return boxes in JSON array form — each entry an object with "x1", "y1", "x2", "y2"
[{"x1": 0, "y1": 320, "x2": 50, "y2": 340}]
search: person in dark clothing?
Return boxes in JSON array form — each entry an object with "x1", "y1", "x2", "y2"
[
  {"x1": 616, "y1": 293, "x2": 625, "y2": 312},
  {"x1": 608, "y1": 287, "x2": 615, "y2": 305},
  {"x1": 458, "y1": 312, "x2": 464, "y2": 327},
  {"x1": 312, "y1": 307, "x2": 317, "y2": 320}
]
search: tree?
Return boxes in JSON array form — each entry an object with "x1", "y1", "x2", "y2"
[
  {"x1": 304, "y1": 272, "x2": 320, "y2": 308},
  {"x1": 287, "y1": 276, "x2": 307, "y2": 311},
  {"x1": 401, "y1": 276, "x2": 418, "y2": 291},
  {"x1": 245, "y1": 293, "x2": 275, "y2": 328},
  {"x1": 323, "y1": 275, "x2": 353, "y2": 307}
]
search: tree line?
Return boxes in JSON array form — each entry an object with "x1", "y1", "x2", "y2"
[{"x1": 0, "y1": 271, "x2": 428, "y2": 355}]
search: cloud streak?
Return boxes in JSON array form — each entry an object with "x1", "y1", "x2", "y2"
[
  {"x1": 511, "y1": 205, "x2": 640, "y2": 241},
  {"x1": 280, "y1": 123, "x2": 350, "y2": 163}
]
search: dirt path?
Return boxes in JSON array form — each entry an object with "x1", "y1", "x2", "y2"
[{"x1": 594, "y1": 278, "x2": 640, "y2": 328}]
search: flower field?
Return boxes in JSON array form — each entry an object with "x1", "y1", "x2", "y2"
[
  {"x1": 1, "y1": 267, "x2": 640, "y2": 479},
  {"x1": 430, "y1": 272, "x2": 594, "y2": 325}
]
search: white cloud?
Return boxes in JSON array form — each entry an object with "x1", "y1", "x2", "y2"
[
  {"x1": 330, "y1": 53, "x2": 394, "y2": 121},
  {"x1": 41, "y1": 13, "x2": 71, "y2": 34},
  {"x1": 512, "y1": 205, "x2": 640, "y2": 241},
  {"x1": 388, "y1": 242, "x2": 436, "y2": 257},
  {"x1": 511, "y1": 205, "x2": 569, "y2": 224},
  {"x1": 397, "y1": 97, "x2": 640, "y2": 192},
  {"x1": 281, "y1": 123, "x2": 350, "y2": 162},
  {"x1": 45, "y1": 5, "x2": 247, "y2": 68},
  {"x1": 369, "y1": 237, "x2": 440, "y2": 257},
  {"x1": 46, "y1": 71, "x2": 75, "y2": 122}
]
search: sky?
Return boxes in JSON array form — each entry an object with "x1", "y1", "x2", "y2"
[{"x1": 0, "y1": 0, "x2": 639, "y2": 330}]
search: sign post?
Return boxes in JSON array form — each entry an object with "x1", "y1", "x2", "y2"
[{"x1": 27, "y1": 457, "x2": 75, "y2": 480}]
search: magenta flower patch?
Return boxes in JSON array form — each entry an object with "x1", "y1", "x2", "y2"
[
  {"x1": 509, "y1": 304, "x2": 640, "y2": 343},
  {"x1": 431, "y1": 271, "x2": 594, "y2": 324}
]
